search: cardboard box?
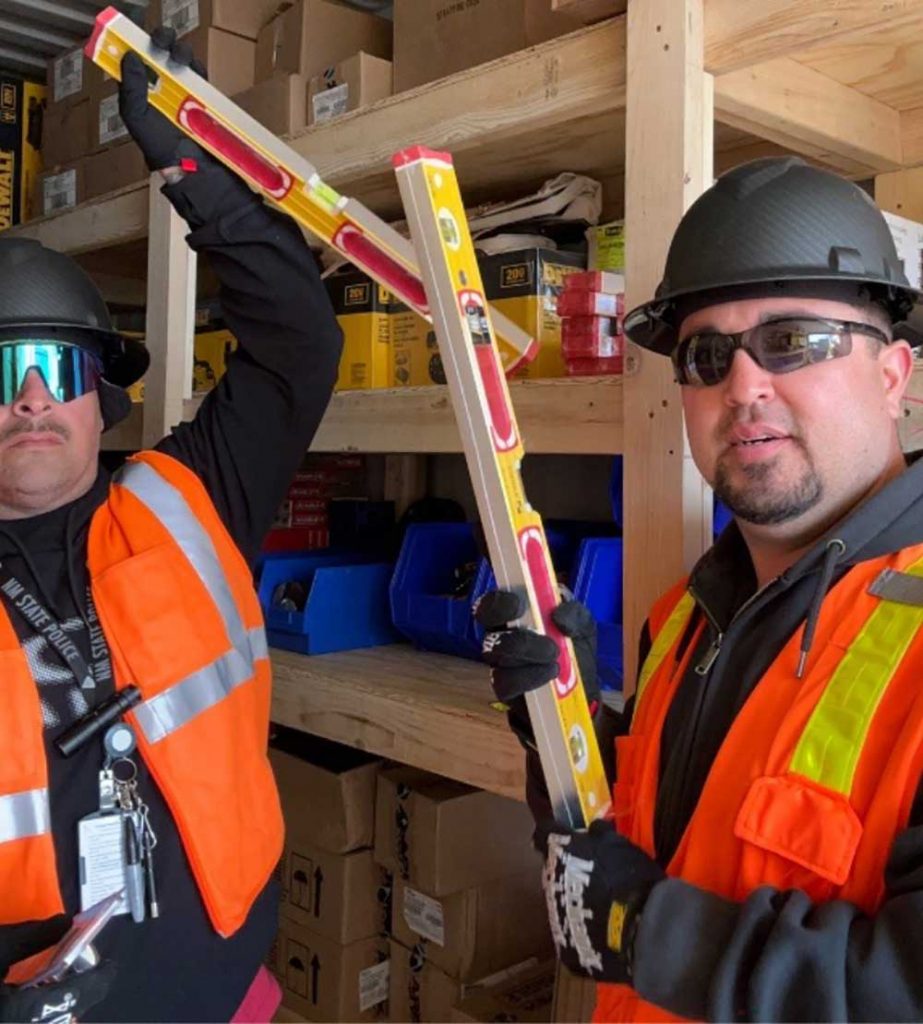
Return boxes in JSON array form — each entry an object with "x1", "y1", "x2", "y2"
[
  {"x1": 373, "y1": 766, "x2": 538, "y2": 897},
  {"x1": 234, "y1": 73, "x2": 307, "y2": 136},
  {"x1": 268, "y1": 917, "x2": 390, "y2": 1022},
  {"x1": 389, "y1": 938, "x2": 465, "y2": 1024},
  {"x1": 393, "y1": 0, "x2": 583, "y2": 92},
  {"x1": 391, "y1": 303, "x2": 438, "y2": 386},
  {"x1": 269, "y1": 728, "x2": 381, "y2": 853},
  {"x1": 307, "y1": 52, "x2": 392, "y2": 126},
  {"x1": 151, "y1": 0, "x2": 284, "y2": 40},
  {"x1": 84, "y1": 143, "x2": 148, "y2": 200},
  {"x1": 452, "y1": 961, "x2": 556, "y2": 1023},
  {"x1": 552, "y1": 964, "x2": 597, "y2": 1023},
  {"x1": 325, "y1": 270, "x2": 393, "y2": 391},
  {"x1": 127, "y1": 26, "x2": 255, "y2": 99},
  {"x1": 587, "y1": 220, "x2": 625, "y2": 273},
  {"x1": 41, "y1": 99, "x2": 91, "y2": 169},
  {"x1": 279, "y1": 842, "x2": 389, "y2": 945},
  {"x1": 92, "y1": 85, "x2": 131, "y2": 151},
  {"x1": 39, "y1": 161, "x2": 86, "y2": 217},
  {"x1": 0, "y1": 77, "x2": 45, "y2": 227},
  {"x1": 47, "y1": 48, "x2": 91, "y2": 106},
  {"x1": 884, "y1": 210, "x2": 923, "y2": 291},
  {"x1": 256, "y1": 0, "x2": 392, "y2": 83},
  {"x1": 481, "y1": 247, "x2": 585, "y2": 378},
  {"x1": 392, "y1": 873, "x2": 550, "y2": 981}
]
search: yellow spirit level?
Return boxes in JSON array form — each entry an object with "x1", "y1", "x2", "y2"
[
  {"x1": 395, "y1": 146, "x2": 610, "y2": 827},
  {"x1": 85, "y1": 8, "x2": 537, "y2": 374}
]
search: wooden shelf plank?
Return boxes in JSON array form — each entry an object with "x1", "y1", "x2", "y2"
[
  {"x1": 269, "y1": 645, "x2": 526, "y2": 801},
  {"x1": 552, "y1": 0, "x2": 627, "y2": 24},
  {"x1": 179, "y1": 376, "x2": 623, "y2": 455}
]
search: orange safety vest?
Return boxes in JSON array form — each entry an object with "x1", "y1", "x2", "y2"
[
  {"x1": 0, "y1": 450, "x2": 284, "y2": 937},
  {"x1": 595, "y1": 543, "x2": 923, "y2": 1022}
]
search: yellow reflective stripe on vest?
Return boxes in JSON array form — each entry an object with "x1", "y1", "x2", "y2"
[
  {"x1": 116, "y1": 461, "x2": 269, "y2": 744},
  {"x1": 635, "y1": 591, "x2": 696, "y2": 716},
  {"x1": 791, "y1": 556, "x2": 923, "y2": 794},
  {"x1": 0, "y1": 787, "x2": 50, "y2": 843}
]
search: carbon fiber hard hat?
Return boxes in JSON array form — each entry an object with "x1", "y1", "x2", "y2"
[
  {"x1": 623, "y1": 157, "x2": 920, "y2": 355},
  {"x1": 0, "y1": 237, "x2": 149, "y2": 409}
]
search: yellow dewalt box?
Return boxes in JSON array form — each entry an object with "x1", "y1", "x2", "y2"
[
  {"x1": 480, "y1": 248, "x2": 585, "y2": 379},
  {"x1": 391, "y1": 301, "x2": 441, "y2": 387},
  {"x1": 326, "y1": 270, "x2": 392, "y2": 391},
  {"x1": 0, "y1": 77, "x2": 46, "y2": 229},
  {"x1": 193, "y1": 328, "x2": 238, "y2": 394}
]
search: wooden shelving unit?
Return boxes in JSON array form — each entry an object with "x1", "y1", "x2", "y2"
[{"x1": 9, "y1": 0, "x2": 923, "y2": 792}]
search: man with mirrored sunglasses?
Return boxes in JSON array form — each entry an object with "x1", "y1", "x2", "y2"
[
  {"x1": 0, "y1": 30, "x2": 341, "y2": 1024},
  {"x1": 476, "y1": 157, "x2": 923, "y2": 1021}
]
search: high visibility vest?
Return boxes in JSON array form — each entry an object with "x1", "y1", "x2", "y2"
[
  {"x1": 0, "y1": 451, "x2": 283, "y2": 937},
  {"x1": 595, "y1": 543, "x2": 923, "y2": 1022}
]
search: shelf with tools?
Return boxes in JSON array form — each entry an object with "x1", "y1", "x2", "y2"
[{"x1": 270, "y1": 645, "x2": 525, "y2": 801}]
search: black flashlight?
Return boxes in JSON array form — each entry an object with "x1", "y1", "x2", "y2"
[{"x1": 55, "y1": 686, "x2": 143, "y2": 757}]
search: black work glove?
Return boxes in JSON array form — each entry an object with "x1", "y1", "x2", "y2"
[
  {"x1": 541, "y1": 819, "x2": 664, "y2": 984},
  {"x1": 119, "y1": 31, "x2": 209, "y2": 171},
  {"x1": 0, "y1": 960, "x2": 116, "y2": 1023},
  {"x1": 474, "y1": 589, "x2": 599, "y2": 746}
]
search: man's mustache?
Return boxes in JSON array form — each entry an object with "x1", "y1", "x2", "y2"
[{"x1": 0, "y1": 420, "x2": 69, "y2": 445}]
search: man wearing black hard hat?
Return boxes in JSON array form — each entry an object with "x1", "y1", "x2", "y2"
[
  {"x1": 477, "y1": 157, "x2": 923, "y2": 1020},
  {"x1": 0, "y1": 34, "x2": 341, "y2": 1024}
]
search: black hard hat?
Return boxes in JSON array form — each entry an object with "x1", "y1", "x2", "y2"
[
  {"x1": 624, "y1": 157, "x2": 920, "y2": 355},
  {"x1": 0, "y1": 237, "x2": 149, "y2": 427}
]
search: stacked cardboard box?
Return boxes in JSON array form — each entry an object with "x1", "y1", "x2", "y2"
[
  {"x1": 268, "y1": 730, "x2": 391, "y2": 1022},
  {"x1": 557, "y1": 270, "x2": 625, "y2": 376},
  {"x1": 375, "y1": 766, "x2": 551, "y2": 1023},
  {"x1": 325, "y1": 270, "x2": 394, "y2": 391},
  {"x1": 452, "y1": 960, "x2": 556, "y2": 1022},
  {"x1": 234, "y1": 0, "x2": 392, "y2": 139}
]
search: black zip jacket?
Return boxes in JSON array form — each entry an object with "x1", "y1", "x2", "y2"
[
  {"x1": 0, "y1": 166, "x2": 342, "y2": 1022},
  {"x1": 527, "y1": 455, "x2": 923, "y2": 1021}
]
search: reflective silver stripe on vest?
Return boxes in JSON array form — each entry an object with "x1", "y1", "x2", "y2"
[
  {"x1": 0, "y1": 788, "x2": 51, "y2": 843},
  {"x1": 116, "y1": 461, "x2": 268, "y2": 744}
]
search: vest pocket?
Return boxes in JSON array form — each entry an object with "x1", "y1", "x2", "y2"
[
  {"x1": 93, "y1": 541, "x2": 231, "y2": 696},
  {"x1": 735, "y1": 774, "x2": 862, "y2": 886}
]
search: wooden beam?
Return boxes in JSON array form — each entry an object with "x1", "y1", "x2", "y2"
[
  {"x1": 875, "y1": 167, "x2": 923, "y2": 221},
  {"x1": 715, "y1": 58, "x2": 903, "y2": 176},
  {"x1": 704, "y1": 0, "x2": 923, "y2": 76},
  {"x1": 142, "y1": 175, "x2": 196, "y2": 449},
  {"x1": 3, "y1": 182, "x2": 149, "y2": 255},
  {"x1": 551, "y1": 0, "x2": 627, "y2": 23},
  {"x1": 901, "y1": 106, "x2": 923, "y2": 168},
  {"x1": 270, "y1": 647, "x2": 526, "y2": 800},
  {"x1": 623, "y1": 0, "x2": 713, "y2": 691}
]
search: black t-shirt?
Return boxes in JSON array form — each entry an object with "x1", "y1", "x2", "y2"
[{"x1": 0, "y1": 180, "x2": 342, "y2": 1022}]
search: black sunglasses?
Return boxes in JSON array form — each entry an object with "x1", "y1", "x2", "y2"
[{"x1": 671, "y1": 317, "x2": 890, "y2": 387}]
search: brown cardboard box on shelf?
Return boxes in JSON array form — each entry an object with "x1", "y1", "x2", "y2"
[
  {"x1": 256, "y1": 0, "x2": 392, "y2": 83},
  {"x1": 269, "y1": 728, "x2": 381, "y2": 854},
  {"x1": 150, "y1": 0, "x2": 284, "y2": 40},
  {"x1": 47, "y1": 48, "x2": 91, "y2": 106},
  {"x1": 452, "y1": 961, "x2": 556, "y2": 1023},
  {"x1": 268, "y1": 918, "x2": 390, "y2": 1023},
  {"x1": 234, "y1": 73, "x2": 307, "y2": 137},
  {"x1": 373, "y1": 766, "x2": 537, "y2": 897},
  {"x1": 91, "y1": 83, "x2": 130, "y2": 151},
  {"x1": 278, "y1": 841, "x2": 389, "y2": 945},
  {"x1": 391, "y1": 873, "x2": 550, "y2": 982},
  {"x1": 84, "y1": 143, "x2": 148, "y2": 201},
  {"x1": 393, "y1": 0, "x2": 583, "y2": 92},
  {"x1": 307, "y1": 52, "x2": 392, "y2": 126},
  {"x1": 39, "y1": 161, "x2": 86, "y2": 216},
  {"x1": 389, "y1": 938, "x2": 465, "y2": 1024},
  {"x1": 41, "y1": 100, "x2": 91, "y2": 169}
]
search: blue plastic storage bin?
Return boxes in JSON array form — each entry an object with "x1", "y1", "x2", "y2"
[
  {"x1": 572, "y1": 537, "x2": 624, "y2": 691},
  {"x1": 259, "y1": 551, "x2": 399, "y2": 655}
]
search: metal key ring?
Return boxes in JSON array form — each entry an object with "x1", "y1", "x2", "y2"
[{"x1": 111, "y1": 757, "x2": 138, "y2": 785}]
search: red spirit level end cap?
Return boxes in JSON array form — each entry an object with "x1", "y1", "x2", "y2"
[
  {"x1": 85, "y1": 6, "x2": 119, "y2": 60},
  {"x1": 392, "y1": 146, "x2": 454, "y2": 170}
]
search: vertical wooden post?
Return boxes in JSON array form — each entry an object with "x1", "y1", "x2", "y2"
[
  {"x1": 142, "y1": 173, "x2": 197, "y2": 449},
  {"x1": 623, "y1": 0, "x2": 714, "y2": 690},
  {"x1": 383, "y1": 454, "x2": 428, "y2": 518}
]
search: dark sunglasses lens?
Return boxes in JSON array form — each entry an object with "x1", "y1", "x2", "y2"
[
  {"x1": 676, "y1": 333, "x2": 736, "y2": 386},
  {"x1": 0, "y1": 343, "x2": 103, "y2": 404},
  {"x1": 750, "y1": 321, "x2": 851, "y2": 373}
]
